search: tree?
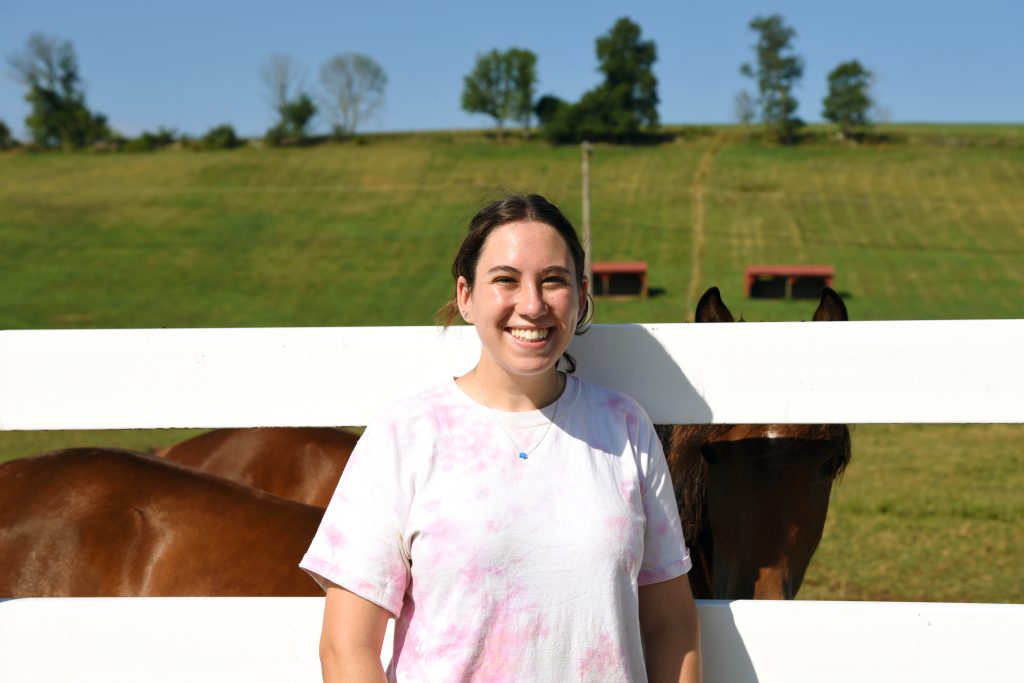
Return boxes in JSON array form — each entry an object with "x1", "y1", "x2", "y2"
[
  {"x1": 822, "y1": 60, "x2": 873, "y2": 137},
  {"x1": 461, "y1": 48, "x2": 537, "y2": 137},
  {"x1": 261, "y1": 54, "x2": 316, "y2": 145},
  {"x1": 261, "y1": 54, "x2": 306, "y2": 114},
  {"x1": 595, "y1": 17, "x2": 658, "y2": 130},
  {"x1": 740, "y1": 14, "x2": 804, "y2": 144},
  {"x1": 534, "y1": 94, "x2": 567, "y2": 127},
  {"x1": 7, "y1": 33, "x2": 110, "y2": 149},
  {"x1": 507, "y1": 48, "x2": 537, "y2": 134},
  {"x1": 319, "y1": 53, "x2": 387, "y2": 137},
  {"x1": 0, "y1": 119, "x2": 17, "y2": 149},
  {"x1": 265, "y1": 94, "x2": 317, "y2": 145},
  {"x1": 734, "y1": 90, "x2": 756, "y2": 127}
]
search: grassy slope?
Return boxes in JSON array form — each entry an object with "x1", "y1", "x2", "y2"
[{"x1": 1, "y1": 127, "x2": 1022, "y2": 602}]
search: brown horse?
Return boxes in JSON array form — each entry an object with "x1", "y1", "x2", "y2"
[
  {"x1": 0, "y1": 448, "x2": 324, "y2": 596},
  {"x1": 661, "y1": 286, "x2": 852, "y2": 599},
  {"x1": 158, "y1": 427, "x2": 357, "y2": 507}
]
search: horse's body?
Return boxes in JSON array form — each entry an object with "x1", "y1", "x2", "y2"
[
  {"x1": 661, "y1": 287, "x2": 852, "y2": 599},
  {"x1": 0, "y1": 448, "x2": 324, "y2": 596},
  {"x1": 158, "y1": 427, "x2": 357, "y2": 507}
]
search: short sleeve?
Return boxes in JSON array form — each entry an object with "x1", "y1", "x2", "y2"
[
  {"x1": 299, "y1": 418, "x2": 411, "y2": 617},
  {"x1": 637, "y1": 418, "x2": 692, "y2": 586}
]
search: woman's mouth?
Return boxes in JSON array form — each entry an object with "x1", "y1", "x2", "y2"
[{"x1": 508, "y1": 327, "x2": 550, "y2": 342}]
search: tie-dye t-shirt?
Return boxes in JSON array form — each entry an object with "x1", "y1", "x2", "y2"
[{"x1": 300, "y1": 374, "x2": 690, "y2": 682}]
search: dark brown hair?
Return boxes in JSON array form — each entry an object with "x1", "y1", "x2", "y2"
[{"x1": 436, "y1": 194, "x2": 593, "y2": 369}]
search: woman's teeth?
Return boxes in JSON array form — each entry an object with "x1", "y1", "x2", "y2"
[{"x1": 509, "y1": 328, "x2": 549, "y2": 341}]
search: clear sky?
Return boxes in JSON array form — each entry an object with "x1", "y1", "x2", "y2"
[{"x1": 2, "y1": 0, "x2": 1021, "y2": 139}]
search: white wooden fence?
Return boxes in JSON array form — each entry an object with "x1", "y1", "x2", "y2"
[{"x1": 1, "y1": 322, "x2": 1023, "y2": 682}]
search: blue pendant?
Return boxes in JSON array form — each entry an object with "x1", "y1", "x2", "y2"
[{"x1": 518, "y1": 451, "x2": 528, "y2": 460}]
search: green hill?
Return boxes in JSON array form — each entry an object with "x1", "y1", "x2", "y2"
[{"x1": 2, "y1": 125, "x2": 1022, "y2": 330}]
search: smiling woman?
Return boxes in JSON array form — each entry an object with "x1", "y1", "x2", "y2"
[{"x1": 300, "y1": 194, "x2": 702, "y2": 682}]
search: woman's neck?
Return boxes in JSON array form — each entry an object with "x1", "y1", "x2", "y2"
[{"x1": 460, "y1": 364, "x2": 563, "y2": 412}]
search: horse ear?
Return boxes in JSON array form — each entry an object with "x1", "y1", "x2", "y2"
[
  {"x1": 812, "y1": 287, "x2": 849, "y2": 321},
  {"x1": 695, "y1": 287, "x2": 735, "y2": 323}
]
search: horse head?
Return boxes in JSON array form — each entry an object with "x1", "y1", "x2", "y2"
[{"x1": 664, "y1": 286, "x2": 851, "y2": 599}]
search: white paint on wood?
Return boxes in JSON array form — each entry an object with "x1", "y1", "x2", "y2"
[
  {"x1": 1, "y1": 598, "x2": 1021, "y2": 682},
  {"x1": 2, "y1": 320, "x2": 1023, "y2": 429}
]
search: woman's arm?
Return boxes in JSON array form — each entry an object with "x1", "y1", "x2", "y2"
[
  {"x1": 319, "y1": 584, "x2": 391, "y2": 683},
  {"x1": 639, "y1": 574, "x2": 702, "y2": 683}
]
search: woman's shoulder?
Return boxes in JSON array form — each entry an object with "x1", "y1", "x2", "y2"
[
  {"x1": 366, "y1": 379, "x2": 463, "y2": 431},
  {"x1": 573, "y1": 375, "x2": 646, "y2": 413}
]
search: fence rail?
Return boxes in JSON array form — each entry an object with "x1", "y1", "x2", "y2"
[
  {"x1": 2, "y1": 321, "x2": 1023, "y2": 428},
  {"x1": 1, "y1": 598, "x2": 1021, "y2": 683}
]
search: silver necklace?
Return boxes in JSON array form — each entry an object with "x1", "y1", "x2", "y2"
[{"x1": 473, "y1": 369, "x2": 560, "y2": 460}]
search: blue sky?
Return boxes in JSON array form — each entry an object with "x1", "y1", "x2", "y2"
[{"x1": 2, "y1": 0, "x2": 1021, "y2": 138}]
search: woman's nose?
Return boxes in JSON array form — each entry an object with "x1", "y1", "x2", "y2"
[{"x1": 517, "y1": 282, "x2": 547, "y2": 316}]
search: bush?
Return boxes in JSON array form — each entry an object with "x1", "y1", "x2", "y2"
[
  {"x1": 541, "y1": 85, "x2": 652, "y2": 144},
  {"x1": 0, "y1": 120, "x2": 18, "y2": 150},
  {"x1": 264, "y1": 123, "x2": 288, "y2": 147},
  {"x1": 197, "y1": 124, "x2": 240, "y2": 150},
  {"x1": 123, "y1": 127, "x2": 177, "y2": 152},
  {"x1": 533, "y1": 95, "x2": 567, "y2": 127}
]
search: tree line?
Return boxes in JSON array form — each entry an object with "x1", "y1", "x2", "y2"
[{"x1": 1, "y1": 14, "x2": 874, "y2": 152}]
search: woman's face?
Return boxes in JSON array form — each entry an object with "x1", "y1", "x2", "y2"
[{"x1": 457, "y1": 220, "x2": 587, "y2": 382}]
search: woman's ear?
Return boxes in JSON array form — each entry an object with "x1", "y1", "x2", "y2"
[
  {"x1": 456, "y1": 276, "x2": 472, "y2": 320},
  {"x1": 579, "y1": 276, "x2": 590, "y2": 314}
]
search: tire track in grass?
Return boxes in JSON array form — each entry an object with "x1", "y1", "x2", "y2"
[
  {"x1": 937, "y1": 158, "x2": 978, "y2": 305},
  {"x1": 982, "y1": 158, "x2": 1024, "y2": 292},
  {"x1": 684, "y1": 135, "x2": 723, "y2": 319},
  {"x1": 974, "y1": 159, "x2": 1017, "y2": 295},
  {"x1": 885, "y1": 161, "x2": 930, "y2": 307},
  {"x1": 810, "y1": 162, "x2": 854, "y2": 297}
]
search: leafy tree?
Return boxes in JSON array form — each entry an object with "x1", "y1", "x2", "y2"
[
  {"x1": 540, "y1": 17, "x2": 659, "y2": 143},
  {"x1": 822, "y1": 60, "x2": 873, "y2": 137},
  {"x1": 740, "y1": 14, "x2": 804, "y2": 144},
  {"x1": 595, "y1": 17, "x2": 658, "y2": 130},
  {"x1": 461, "y1": 48, "x2": 537, "y2": 137},
  {"x1": 264, "y1": 92, "x2": 317, "y2": 146},
  {"x1": 7, "y1": 33, "x2": 110, "y2": 149},
  {"x1": 280, "y1": 93, "x2": 316, "y2": 138},
  {"x1": 507, "y1": 48, "x2": 537, "y2": 134},
  {"x1": 0, "y1": 119, "x2": 17, "y2": 149},
  {"x1": 734, "y1": 90, "x2": 756, "y2": 127},
  {"x1": 319, "y1": 53, "x2": 387, "y2": 137},
  {"x1": 261, "y1": 54, "x2": 316, "y2": 145},
  {"x1": 534, "y1": 94, "x2": 567, "y2": 127}
]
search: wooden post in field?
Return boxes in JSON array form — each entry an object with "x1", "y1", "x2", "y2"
[{"x1": 581, "y1": 141, "x2": 593, "y2": 288}]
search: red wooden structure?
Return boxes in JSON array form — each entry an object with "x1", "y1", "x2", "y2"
[
  {"x1": 592, "y1": 261, "x2": 649, "y2": 298},
  {"x1": 744, "y1": 264, "x2": 835, "y2": 299}
]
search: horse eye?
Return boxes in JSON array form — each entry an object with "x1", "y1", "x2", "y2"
[{"x1": 700, "y1": 443, "x2": 717, "y2": 465}]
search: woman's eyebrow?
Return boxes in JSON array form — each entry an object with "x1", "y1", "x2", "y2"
[
  {"x1": 487, "y1": 265, "x2": 521, "y2": 274},
  {"x1": 486, "y1": 265, "x2": 572, "y2": 275}
]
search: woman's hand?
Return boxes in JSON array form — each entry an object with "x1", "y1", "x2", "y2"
[
  {"x1": 639, "y1": 574, "x2": 702, "y2": 683},
  {"x1": 319, "y1": 584, "x2": 391, "y2": 683}
]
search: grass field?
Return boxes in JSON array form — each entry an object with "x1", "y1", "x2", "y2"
[{"x1": 1, "y1": 125, "x2": 1022, "y2": 602}]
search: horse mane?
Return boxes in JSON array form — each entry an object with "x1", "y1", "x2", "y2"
[{"x1": 665, "y1": 423, "x2": 852, "y2": 544}]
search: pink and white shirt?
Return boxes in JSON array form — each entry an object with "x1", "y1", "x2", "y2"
[{"x1": 301, "y1": 374, "x2": 690, "y2": 682}]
